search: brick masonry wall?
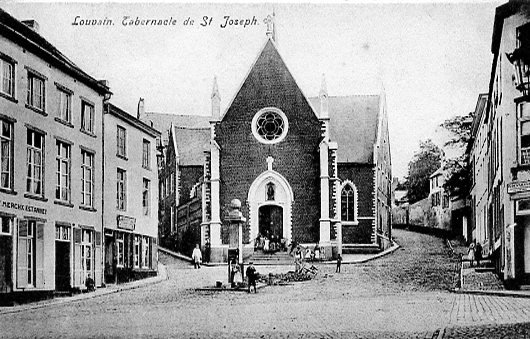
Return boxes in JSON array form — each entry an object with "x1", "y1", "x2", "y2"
[
  {"x1": 216, "y1": 40, "x2": 322, "y2": 245},
  {"x1": 178, "y1": 166, "x2": 203, "y2": 205},
  {"x1": 342, "y1": 219, "x2": 374, "y2": 244},
  {"x1": 338, "y1": 163, "x2": 375, "y2": 244}
]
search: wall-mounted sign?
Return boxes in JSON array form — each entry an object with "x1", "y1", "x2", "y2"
[
  {"x1": 0, "y1": 200, "x2": 47, "y2": 215},
  {"x1": 117, "y1": 215, "x2": 136, "y2": 230},
  {"x1": 508, "y1": 180, "x2": 530, "y2": 194}
]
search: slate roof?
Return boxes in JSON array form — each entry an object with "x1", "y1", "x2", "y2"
[
  {"x1": 144, "y1": 112, "x2": 210, "y2": 132},
  {"x1": 171, "y1": 126, "x2": 210, "y2": 166},
  {"x1": 143, "y1": 112, "x2": 210, "y2": 166},
  {"x1": 309, "y1": 95, "x2": 380, "y2": 164},
  {"x1": 0, "y1": 8, "x2": 110, "y2": 95}
]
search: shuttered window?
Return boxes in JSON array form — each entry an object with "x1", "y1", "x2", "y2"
[{"x1": 17, "y1": 220, "x2": 44, "y2": 288}]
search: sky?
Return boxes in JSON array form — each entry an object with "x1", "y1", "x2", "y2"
[{"x1": 2, "y1": 1, "x2": 502, "y2": 179}]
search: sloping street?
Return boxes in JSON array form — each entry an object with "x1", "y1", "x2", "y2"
[{"x1": 1, "y1": 229, "x2": 530, "y2": 338}]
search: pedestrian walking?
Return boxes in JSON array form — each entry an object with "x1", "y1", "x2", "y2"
[
  {"x1": 336, "y1": 254, "x2": 342, "y2": 273},
  {"x1": 192, "y1": 244, "x2": 202, "y2": 269},
  {"x1": 468, "y1": 242, "x2": 475, "y2": 267},
  {"x1": 475, "y1": 242, "x2": 482, "y2": 267},
  {"x1": 246, "y1": 262, "x2": 257, "y2": 293}
]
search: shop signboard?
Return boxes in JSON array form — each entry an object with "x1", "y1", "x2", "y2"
[{"x1": 117, "y1": 215, "x2": 136, "y2": 231}]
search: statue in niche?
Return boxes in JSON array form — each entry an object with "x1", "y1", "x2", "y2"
[{"x1": 266, "y1": 182, "x2": 275, "y2": 201}]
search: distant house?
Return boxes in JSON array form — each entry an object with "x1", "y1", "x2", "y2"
[{"x1": 428, "y1": 167, "x2": 451, "y2": 232}]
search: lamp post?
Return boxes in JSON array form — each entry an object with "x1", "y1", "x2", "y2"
[
  {"x1": 507, "y1": 46, "x2": 530, "y2": 98},
  {"x1": 227, "y1": 199, "x2": 246, "y2": 285}
]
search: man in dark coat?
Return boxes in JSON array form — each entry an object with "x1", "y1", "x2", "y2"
[{"x1": 246, "y1": 262, "x2": 257, "y2": 293}]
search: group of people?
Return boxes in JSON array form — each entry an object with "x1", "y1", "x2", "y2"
[
  {"x1": 467, "y1": 241, "x2": 483, "y2": 267},
  {"x1": 229, "y1": 259, "x2": 258, "y2": 293},
  {"x1": 292, "y1": 243, "x2": 322, "y2": 263},
  {"x1": 254, "y1": 232, "x2": 287, "y2": 252}
]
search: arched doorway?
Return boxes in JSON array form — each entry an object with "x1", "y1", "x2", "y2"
[
  {"x1": 248, "y1": 168, "x2": 294, "y2": 244},
  {"x1": 258, "y1": 205, "x2": 283, "y2": 239}
]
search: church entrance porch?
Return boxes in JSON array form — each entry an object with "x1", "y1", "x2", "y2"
[
  {"x1": 248, "y1": 162, "x2": 294, "y2": 251},
  {"x1": 256, "y1": 205, "x2": 285, "y2": 252}
]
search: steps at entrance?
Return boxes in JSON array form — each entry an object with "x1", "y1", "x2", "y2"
[{"x1": 250, "y1": 251, "x2": 294, "y2": 265}]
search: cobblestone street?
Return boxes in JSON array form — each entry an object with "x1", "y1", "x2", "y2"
[{"x1": 2, "y1": 229, "x2": 530, "y2": 338}]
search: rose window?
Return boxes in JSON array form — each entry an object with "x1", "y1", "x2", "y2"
[{"x1": 252, "y1": 108, "x2": 288, "y2": 144}]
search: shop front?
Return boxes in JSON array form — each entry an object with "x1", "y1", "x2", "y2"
[{"x1": 507, "y1": 181, "x2": 530, "y2": 286}]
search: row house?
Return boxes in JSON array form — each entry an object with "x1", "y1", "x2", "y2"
[
  {"x1": 0, "y1": 8, "x2": 160, "y2": 303},
  {"x1": 468, "y1": 1, "x2": 530, "y2": 288},
  {"x1": 103, "y1": 103, "x2": 160, "y2": 284},
  {"x1": 0, "y1": 9, "x2": 110, "y2": 302}
]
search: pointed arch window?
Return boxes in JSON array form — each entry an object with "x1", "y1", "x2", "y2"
[{"x1": 341, "y1": 183, "x2": 357, "y2": 222}]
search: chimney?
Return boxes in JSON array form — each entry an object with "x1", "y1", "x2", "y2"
[
  {"x1": 22, "y1": 20, "x2": 39, "y2": 33},
  {"x1": 211, "y1": 77, "x2": 220, "y2": 119},
  {"x1": 319, "y1": 73, "x2": 329, "y2": 119},
  {"x1": 98, "y1": 79, "x2": 110, "y2": 88},
  {"x1": 137, "y1": 98, "x2": 145, "y2": 119}
]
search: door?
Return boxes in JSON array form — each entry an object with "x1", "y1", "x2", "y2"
[
  {"x1": 258, "y1": 205, "x2": 283, "y2": 239},
  {"x1": 525, "y1": 224, "x2": 530, "y2": 274},
  {"x1": 104, "y1": 235, "x2": 115, "y2": 284},
  {"x1": 55, "y1": 241, "x2": 70, "y2": 291}
]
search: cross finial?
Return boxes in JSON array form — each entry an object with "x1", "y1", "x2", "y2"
[
  {"x1": 266, "y1": 156, "x2": 274, "y2": 171},
  {"x1": 264, "y1": 14, "x2": 274, "y2": 38}
]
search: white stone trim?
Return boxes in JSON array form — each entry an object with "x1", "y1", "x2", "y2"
[
  {"x1": 248, "y1": 169, "x2": 294, "y2": 244},
  {"x1": 340, "y1": 180, "x2": 359, "y2": 223},
  {"x1": 251, "y1": 107, "x2": 289, "y2": 145}
]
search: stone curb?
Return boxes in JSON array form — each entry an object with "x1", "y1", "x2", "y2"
[
  {"x1": 0, "y1": 264, "x2": 168, "y2": 315},
  {"x1": 195, "y1": 283, "x2": 268, "y2": 292},
  {"x1": 158, "y1": 246, "x2": 193, "y2": 262},
  {"x1": 343, "y1": 242, "x2": 400, "y2": 264},
  {"x1": 449, "y1": 288, "x2": 530, "y2": 299},
  {"x1": 199, "y1": 241, "x2": 402, "y2": 266}
]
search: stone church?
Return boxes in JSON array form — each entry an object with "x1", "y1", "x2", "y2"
[{"x1": 146, "y1": 22, "x2": 392, "y2": 262}]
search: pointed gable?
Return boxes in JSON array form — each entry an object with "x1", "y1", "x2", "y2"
[{"x1": 221, "y1": 38, "x2": 319, "y2": 123}]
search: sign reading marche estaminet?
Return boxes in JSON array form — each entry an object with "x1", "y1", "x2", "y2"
[{"x1": 1, "y1": 200, "x2": 47, "y2": 215}]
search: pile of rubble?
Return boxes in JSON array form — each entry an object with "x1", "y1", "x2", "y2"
[{"x1": 257, "y1": 267, "x2": 318, "y2": 285}]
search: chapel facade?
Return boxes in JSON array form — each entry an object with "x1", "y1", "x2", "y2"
[{"x1": 148, "y1": 27, "x2": 392, "y2": 263}]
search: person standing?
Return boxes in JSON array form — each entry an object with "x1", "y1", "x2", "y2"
[
  {"x1": 204, "y1": 240, "x2": 211, "y2": 263},
  {"x1": 336, "y1": 254, "x2": 342, "y2": 273},
  {"x1": 474, "y1": 242, "x2": 483, "y2": 267},
  {"x1": 468, "y1": 242, "x2": 476, "y2": 267},
  {"x1": 246, "y1": 262, "x2": 257, "y2": 293},
  {"x1": 192, "y1": 244, "x2": 202, "y2": 269}
]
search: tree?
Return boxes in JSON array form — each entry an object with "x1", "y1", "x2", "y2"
[
  {"x1": 442, "y1": 154, "x2": 471, "y2": 197},
  {"x1": 439, "y1": 112, "x2": 474, "y2": 148},
  {"x1": 404, "y1": 139, "x2": 443, "y2": 203},
  {"x1": 439, "y1": 112, "x2": 474, "y2": 196}
]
